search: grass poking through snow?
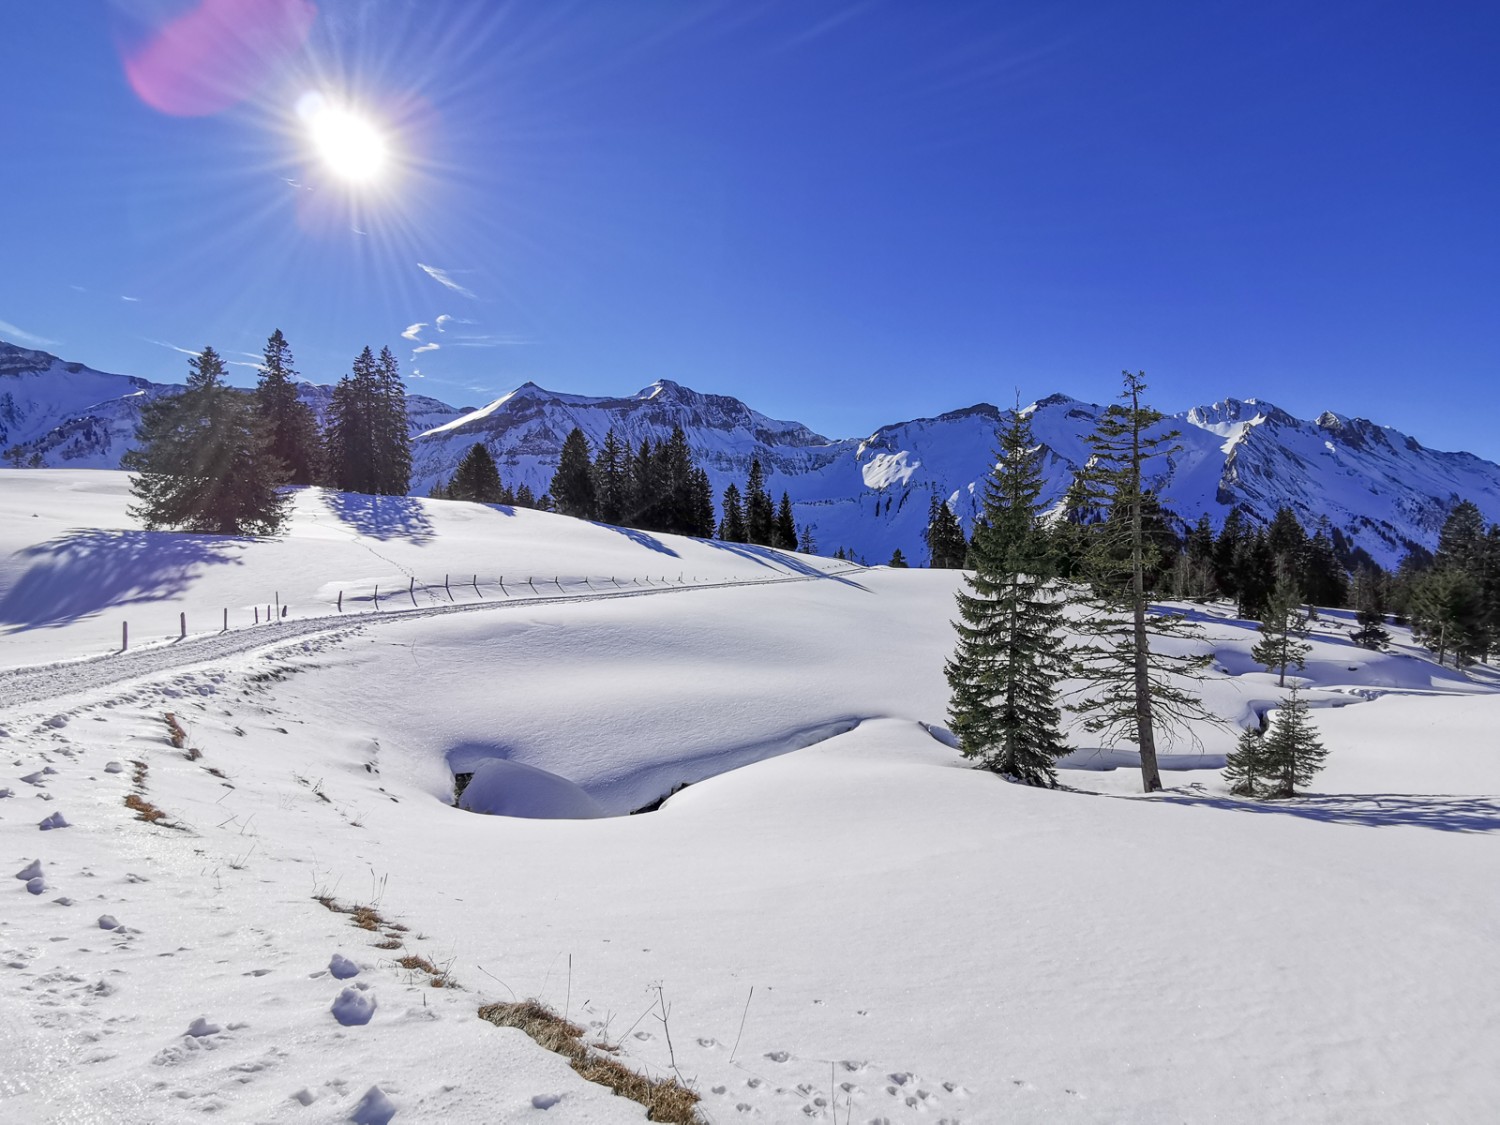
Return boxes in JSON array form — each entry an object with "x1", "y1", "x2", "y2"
[{"x1": 479, "y1": 999, "x2": 703, "y2": 1123}]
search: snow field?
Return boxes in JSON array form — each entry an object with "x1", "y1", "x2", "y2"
[{"x1": 2, "y1": 469, "x2": 1499, "y2": 1122}]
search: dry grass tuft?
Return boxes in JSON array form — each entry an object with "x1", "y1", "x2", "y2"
[
  {"x1": 130, "y1": 760, "x2": 148, "y2": 788},
  {"x1": 314, "y1": 894, "x2": 409, "y2": 951},
  {"x1": 396, "y1": 953, "x2": 458, "y2": 988},
  {"x1": 163, "y1": 712, "x2": 188, "y2": 749},
  {"x1": 374, "y1": 937, "x2": 403, "y2": 950},
  {"x1": 124, "y1": 793, "x2": 182, "y2": 829},
  {"x1": 185, "y1": 746, "x2": 203, "y2": 761},
  {"x1": 479, "y1": 1000, "x2": 703, "y2": 1123}
]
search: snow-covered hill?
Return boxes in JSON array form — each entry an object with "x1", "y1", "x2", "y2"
[
  {"x1": 8, "y1": 338, "x2": 1500, "y2": 567},
  {"x1": 2, "y1": 469, "x2": 1499, "y2": 1123}
]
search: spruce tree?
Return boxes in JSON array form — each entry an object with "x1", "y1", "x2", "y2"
[
  {"x1": 324, "y1": 347, "x2": 380, "y2": 493},
  {"x1": 447, "y1": 443, "x2": 505, "y2": 503},
  {"x1": 888, "y1": 547, "x2": 909, "y2": 568},
  {"x1": 1223, "y1": 725, "x2": 1269, "y2": 796},
  {"x1": 718, "y1": 483, "x2": 747, "y2": 542},
  {"x1": 1303, "y1": 524, "x2": 1348, "y2": 609},
  {"x1": 374, "y1": 346, "x2": 412, "y2": 495},
  {"x1": 1251, "y1": 579, "x2": 1313, "y2": 686},
  {"x1": 1232, "y1": 530, "x2": 1276, "y2": 620},
  {"x1": 1212, "y1": 507, "x2": 1250, "y2": 600},
  {"x1": 592, "y1": 428, "x2": 630, "y2": 525},
  {"x1": 745, "y1": 459, "x2": 774, "y2": 546},
  {"x1": 1259, "y1": 684, "x2": 1329, "y2": 797},
  {"x1": 945, "y1": 407, "x2": 1068, "y2": 786},
  {"x1": 124, "y1": 346, "x2": 288, "y2": 535},
  {"x1": 514, "y1": 481, "x2": 537, "y2": 509},
  {"x1": 775, "y1": 492, "x2": 798, "y2": 550},
  {"x1": 688, "y1": 468, "x2": 716, "y2": 537},
  {"x1": 658, "y1": 425, "x2": 696, "y2": 535},
  {"x1": 550, "y1": 428, "x2": 598, "y2": 519},
  {"x1": 925, "y1": 495, "x2": 967, "y2": 569},
  {"x1": 630, "y1": 439, "x2": 660, "y2": 529},
  {"x1": 1408, "y1": 567, "x2": 1485, "y2": 666},
  {"x1": 1070, "y1": 371, "x2": 1216, "y2": 793},
  {"x1": 254, "y1": 329, "x2": 320, "y2": 485},
  {"x1": 1350, "y1": 566, "x2": 1391, "y2": 650},
  {"x1": 798, "y1": 523, "x2": 817, "y2": 554}
]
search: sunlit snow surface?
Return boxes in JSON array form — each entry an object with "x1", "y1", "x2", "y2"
[{"x1": 1, "y1": 470, "x2": 1498, "y2": 1122}]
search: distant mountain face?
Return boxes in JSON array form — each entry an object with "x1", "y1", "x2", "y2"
[
  {"x1": 6, "y1": 338, "x2": 1500, "y2": 568},
  {"x1": 0, "y1": 342, "x2": 463, "y2": 469}
]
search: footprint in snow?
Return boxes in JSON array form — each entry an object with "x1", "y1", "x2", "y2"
[
  {"x1": 697, "y1": 1037, "x2": 718, "y2": 1048},
  {"x1": 348, "y1": 1085, "x2": 397, "y2": 1124},
  {"x1": 329, "y1": 953, "x2": 360, "y2": 979},
  {"x1": 331, "y1": 985, "x2": 376, "y2": 1026},
  {"x1": 764, "y1": 1050, "x2": 790, "y2": 1063}
]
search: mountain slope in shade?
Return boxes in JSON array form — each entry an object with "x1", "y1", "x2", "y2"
[{"x1": 6, "y1": 338, "x2": 1500, "y2": 568}]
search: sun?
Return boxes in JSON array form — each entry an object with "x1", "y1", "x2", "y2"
[{"x1": 300, "y1": 94, "x2": 387, "y2": 183}]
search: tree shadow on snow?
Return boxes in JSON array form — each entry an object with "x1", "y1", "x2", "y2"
[
  {"x1": 701, "y1": 541, "x2": 870, "y2": 591},
  {"x1": 1156, "y1": 791, "x2": 1500, "y2": 834},
  {"x1": 324, "y1": 492, "x2": 436, "y2": 544},
  {"x1": 595, "y1": 523, "x2": 680, "y2": 558},
  {"x1": 0, "y1": 529, "x2": 247, "y2": 631}
]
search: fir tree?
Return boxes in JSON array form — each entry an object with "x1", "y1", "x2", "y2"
[
  {"x1": 1265, "y1": 506, "x2": 1308, "y2": 587},
  {"x1": 945, "y1": 407, "x2": 1068, "y2": 786},
  {"x1": 745, "y1": 458, "x2": 774, "y2": 546},
  {"x1": 1212, "y1": 506, "x2": 1250, "y2": 599},
  {"x1": 775, "y1": 492, "x2": 798, "y2": 550},
  {"x1": 718, "y1": 483, "x2": 747, "y2": 542},
  {"x1": 688, "y1": 468, "x2": 716, "y2": 537},
  {"x1": 124, "y1": 346, "x2": 288, "y2": 535},
  {"x1": 550, "y1": 428, "x2": 597, "y2": 519},
  {"x1": 1259, "y1": 684, "x2": 1329, "y2": 797},
  {"x1": 630, "y1": 439, "x2": 660, "y2": 529},
  {"x1": 798, "y1": 523, "x2": 817, "y2": 554},
  {"x1": 324, "y1": 347, "x2": 380, "y2": 493},
  {"x1": 1302, "y1": 523, "x2": 1348, "y2": 609},
  {"x1": 1223, "y1": 725, "x2": 1268, "y2": 796},
  {"x1": 592, "y1": 428, "x2": 629, "y2": 525},
  {"x1": 1251, "y1": 579, "x2": 1313, "y2": 686},
  {"x1": 254, "y1": 329, "x2": 320, "y2": 485},
  {"x1": 1408, "y1": 567, "x2": 1485, "y2": 666},
  {"x1": 888, "y1": 547, "x2": 909, "y2": 568},
  {"x1": 658, "y1": 425, "x2": 696, "y2": 535},
  {"x1": 513, "y1": 481, "x2": 537, "y2": 509},
  {"x1": 447, "y1": 443, "x2": 505, "y2": 503},
  {"x1": 373, "y1": 346, "x2": 412, "y2": 495},
  {"x1": 1350, "y1": 566, "x2": 1391, "y2": 650},
  {"x1": 924, "y1": 494, "x2": 968, "y2": 569},
  {"x1": 1232, "y1": 529, "x2": 1276, "y2": 620},
  {"x1": 1070, "y1": 371, "x2": 1216, "y2": 793}
]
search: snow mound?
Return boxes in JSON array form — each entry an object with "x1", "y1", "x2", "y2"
[
  {"x1": 349, "y1": 1085, "x2": 397, "y2": 1124},
  {"x1": 457, "y1": 759, "x2": 606, "y2": 820},
  {"x1": 329, "y1": 953, "x2": 360, "y2": 979},
  {"x1": 332, "y1": 984, "x2": 376, "y2": 1026}
]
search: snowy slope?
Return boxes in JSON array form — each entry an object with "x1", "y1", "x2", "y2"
[{"x1": 2, "y1": 469, "x2": 1498, "y2": 1123}]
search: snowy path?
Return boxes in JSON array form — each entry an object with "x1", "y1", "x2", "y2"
[{"x1": 0, "y1": 571, "x2": 842, "y2": 712}]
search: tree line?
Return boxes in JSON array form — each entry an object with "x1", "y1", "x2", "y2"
[
  {"x1": 435, "y1": 424, "x2": 809, "y2": 550},
  {"x1": 126, "y1": 330, "x2": 412, "y2": 534}
]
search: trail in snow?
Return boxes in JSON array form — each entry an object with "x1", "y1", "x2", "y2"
[{"x1": 0, "y1": 570, "x2": 857, "y2": 711}]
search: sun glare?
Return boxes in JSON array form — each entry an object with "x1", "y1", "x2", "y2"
[{"x1": 300, "y1": 95, "x2": 387, "y2": 183}]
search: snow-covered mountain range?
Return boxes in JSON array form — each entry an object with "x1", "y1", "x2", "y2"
[{"x1": 6, "y1": 338, "x2": 1499, "y2": 567}]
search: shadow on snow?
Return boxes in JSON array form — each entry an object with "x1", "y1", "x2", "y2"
[
  {"x1": 1156, "y1": 790, "x2": 1500, "y2": 834},
  {"x1": 0, "y1": 529, "x2": 247, "y2": 631},
  {"x1": 324, "y1": 492, "x2": 437, "y2": 544}
]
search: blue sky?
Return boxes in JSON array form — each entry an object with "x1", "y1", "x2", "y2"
[{"x1": 2, "y1": 1, "x2": 1496, "y2": 454}]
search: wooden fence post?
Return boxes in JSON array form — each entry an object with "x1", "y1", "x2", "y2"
[
  {"x1": 374, "y1": 584, "x2": 380, "y2": 609},
  {"x1": 122, "y1": 621, "x2": 128, "y2": 651},
  {"x1": 180, "y1": 612, "x2": 186, "y2": 640},
  {"x1": 255, "y1": 606, "x2": 259, "y2": 624},
  {"x1": 222, "y1": 607, "x2": 227, "y2": 632},
  {"x1": 337, "y1": 590, "x2": 343, "y2": 612}
]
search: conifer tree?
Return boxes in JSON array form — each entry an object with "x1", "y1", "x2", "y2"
[
  {"x1": 324, "y1": 347, "x2": 380, "y2": 493},
  {"x1": 1259, "y1": 684, "x2": 1329, "y2": 797},
  {"x1": 1212, "y1": 507, "x2": 1250, "y2": 599},
  {"x1": 798, "y1": 523, "x2": 817, "y2": 554},
  {"x1": 630, "y1": 439, "x2": 660, "y2": 529},
  {"x1": 254, "y1": 329, "x2": 320, "y2": 485},
  {"x1": 688, "y1": 468, "x2": 716, "y2": 537},
  {"x1": 924, "y1": 494, "x2": 967, "y2": 569},
  {"x1": 1251, "y1": 579, "x2": 1313, "y2": 686},
  {"x1": 945, "y1": 407, "x2": 1068, "y2": 786},
  {"x1": 1070, "y1": 371, "x2": 1216, "y2": 793},
  {"x1": 745, "y1": 458, "x2": 774, "y2": 546},
  {"x1": 446, "y1": 443, "x2": 505, "y2": 503},
  {"x1": 1266, "y1": 506, "x2": 1308, "y2": 587},
  {"x1": 658, "y1": 425, "x2": 696, "y2": 535},
  {"x1": 374, "y1": 346, "x2": 412, "y2": 495},
  {"x1": 1350, "y1": 566, "x2": 1391, "y2": 650},
  {"x1": 1232, "y1": 529, "x2": 1276, "y2": 620},
  {"x1": 775, "y1": 492, "x2": 798, "y2": 550},
  {"x1": 550, "y1": 428, "x2": 597, "y2": 519},
  {"x1": 718, "y1": 483, "x2": 747, "y2": 542},
  {"x1": 592, "y1": 428, "x2": 630, "y2": 525},
  {"x1": 514, "y1": 481, "x2": 537, "y2": 509},
  {"x1": 888, "y1": 547, "x2": 909, "y2": 567},
  {"x1": 1223, "y1": 725, "x2": 1268, "y2": 796},
  {"x1": 1302, "y1": 524, "x2": 1348, "y2": 609},
  {"x1": 124, "y1": 346, "x2": 288, "y2": 535},
  {"x1": 1408, "y1": 567, "x2": 1485, "y2": 666}
]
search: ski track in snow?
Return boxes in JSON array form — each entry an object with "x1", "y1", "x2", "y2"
[{"x1": 0, "y1": 572, "x2": 835, "y2": 712}]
